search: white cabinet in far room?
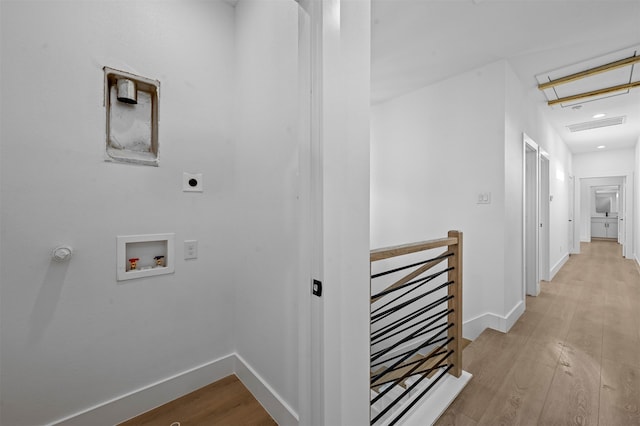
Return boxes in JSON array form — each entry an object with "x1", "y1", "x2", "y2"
[{"x1": 591, "y1": 217, "x2": 618, "y2": 239}]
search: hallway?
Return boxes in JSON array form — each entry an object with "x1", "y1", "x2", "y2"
[{"x1": 436, "y1": 240, "x2": 640, "y2": 425}]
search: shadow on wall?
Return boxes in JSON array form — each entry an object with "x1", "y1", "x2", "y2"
[{"x1": 28, "y1": 259, "x2": 71, "y2": 347}]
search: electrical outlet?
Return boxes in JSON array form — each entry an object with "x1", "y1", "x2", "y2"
[
  {"x1": 183, "y1": 172, "x2": 203, "y2": 192},
  {"x1": 184, "y1": 240, "x2": 198, "y2": 260}
]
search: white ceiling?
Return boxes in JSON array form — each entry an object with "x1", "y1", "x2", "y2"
[{"x1": 371, "y1": 0, "x2": 640, "y2": 153}]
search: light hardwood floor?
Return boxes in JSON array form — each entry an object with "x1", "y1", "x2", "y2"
[
  {"x1": 117, "y1": 241, "x2": 637, "y2": 426},
  {"x1": 436, "y1": 240, "x2": 640, "y2": 426},
  {"x1": 118, "y1": 375, "x2": 276, "y2": 426}
]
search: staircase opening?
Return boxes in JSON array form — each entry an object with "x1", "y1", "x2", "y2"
[{"x1": 369, "y1": 231, "x2": 470, "y2": 425}]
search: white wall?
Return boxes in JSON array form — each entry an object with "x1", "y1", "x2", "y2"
[
  {"x1": 371, "y1": 59, "x2": 573, "y2": 338},
  {"x1": 233, "y1": 0, "x2": 300, "y2": 414},
  {"x1": 371, "y1": 61, "x2": 507, "y2": 335},
  {"x1": 0, "y1": 2, "x2": 237, "y2": 424},
  {"x1": 573, "y1": 148, "x2": 636, "y2": 177},
  {"x1": 636, "y1": 137, "x2": 640, "y2": 263},
  {"x1": 0, "y1": 2, "x2": 3, "y2": 405},
  {"x1": 545, "y1": 131, "x2": 573, "y2": 274},
  {"x1": 504, "y1": 63, "x2": 526, "y2": 311},
  {"x1": 505, "y1": 63, "x2": 573, "y2": 284},
  {"x1": 317, "y1": 2, "x2": 371, "y2": 424},
  {"x1": 2, "y1": 1, "x2": 373, "y2": 425}
]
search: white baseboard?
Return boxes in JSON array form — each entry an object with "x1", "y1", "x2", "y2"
[
  {"x1": 550, "y1": 253, "x2": 569, "y2": 280},
  {"x1": 51, "y1": 353, "x2": 236, "y2": 426},
  {"x1": 503, "y1": 300, "x2": 525, "y2": 332},
  {"x1": 51, "y1": 353, "x2": 298, "y2": 426},
  {"x1": 235, "y1": 354, "x2": 299, "y2": 426},
  {"x1": 462, "y1": 300, "x2": 525, "y2": 340},
  {"x1": 463, "y1": 312, "x2": 497, "y2": 340}
]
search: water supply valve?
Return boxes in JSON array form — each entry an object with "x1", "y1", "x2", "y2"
[{"x1": 52, "y1": 245, "x2": 73, "y2": 262}]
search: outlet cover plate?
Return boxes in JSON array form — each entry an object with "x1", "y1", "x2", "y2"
[
  {"x1": 183, "y1": 172, "x2": 203, "y2": 192},
  {"x1": 184, "y1": 240, "x2": 198, "y2": 260}
]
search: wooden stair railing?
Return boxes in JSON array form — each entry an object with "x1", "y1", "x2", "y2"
[{"x1": 370, "y1": 231, "x2": 463, "y2": 425}]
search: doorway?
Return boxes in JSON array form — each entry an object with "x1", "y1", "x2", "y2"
[
  {"x1": 577, "y1": 175, "x2": 633, "y2": 258},
  {"x1": 523, "y1": 133, "x2": 551, "y2": 296}
]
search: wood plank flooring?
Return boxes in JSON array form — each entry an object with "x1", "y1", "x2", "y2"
[
  {"x1": 117, "y1": 241, "x2": 636, "y2": 426},
  {"x1": 118, "y1": 375, "x2": 276, "y2": 426},
  {"x1": 436, "y1": 240, "x2": 640, "y2": 426}
]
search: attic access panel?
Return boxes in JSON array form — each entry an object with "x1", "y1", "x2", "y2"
[
  {"x1": 536, "y1": 46, "x2": 640, "y2": 108},
  {"x1": 104, "y1": 67, "x2": 160, "y2": 166}
]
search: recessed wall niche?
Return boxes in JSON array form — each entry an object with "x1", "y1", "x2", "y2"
[
  {"x1": 104, "y1": 67, "x2": 160, "y2": 166},
  {"x1": 117, "y1": 233, "x2": 175, "y2": 281}
]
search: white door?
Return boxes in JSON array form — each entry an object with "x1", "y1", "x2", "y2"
[
  {"x1": 619, "y1": 181, "x2": 625, "y2": 245},
  {"x1": 568, "y1": 176, "x2": 574, "y2": 253}
]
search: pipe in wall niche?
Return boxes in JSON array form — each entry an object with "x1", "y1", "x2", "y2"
[{"x1": 116, "y1": 78, "x2": 137, "y2": 104}]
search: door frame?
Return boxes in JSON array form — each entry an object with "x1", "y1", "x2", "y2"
[
  {"x1": 523, "y1": 133, "x2": 540, "y2": 297},
  {"x1": 575, "y1": 172, "x2": 633, "y2": 258},
  {"x1": 619, "y1": 182, "x2": 625, "y2": 245},
  {"x1": 297, "y1": 1, "x2": 372, "y2": 424},
  {"x1": 539, "y1": 152, "x2": 550, "y2": 282},
  {"x1": 568, "y1": 175, "x2": 575, "y2": 253}
]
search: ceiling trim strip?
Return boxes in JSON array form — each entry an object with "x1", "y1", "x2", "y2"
[
  {"x1": 548, "y1": 80, "x2": 640, "y2": 106},
  {"x1": 538, "y1": 54, "x2": 640, "y2": 91}
]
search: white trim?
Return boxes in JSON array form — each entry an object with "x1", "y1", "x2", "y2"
[
  {"x1": 503, "y1": 301, "x2": 525, "y2": 332},
  {"x1": 116, "y1": 233, "x2": 175, "y2": 281},
  {"x1": 539, "y1": 155, "x2": 551, "y2": 282},
  {"x1": 50, "y1": 353, "x2": 299, "y2": 426},
  {"x1": 51, "y1": 354, "x2": 235, "y2": 426},
  {"x1": 463, "y1": 312, "x2": 499, "y2": 340},
  {"x1": 523, "y1": 133, "x2": 540, "y2": 298},
  {"x1": 390, "y1": 371, "x2": 473, "y2": 426},
  {"x1": 235, "y1": 354, "x2": 299, "y2": 426},
  {"x1": 549, "y1": 253, "x2": 569, "y2": 280},
  {"x1": 462, "y1": 301, "x2": 525, "y2": 340}
]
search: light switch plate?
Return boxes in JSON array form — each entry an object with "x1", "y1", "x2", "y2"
[{"x1": 477, "y1": 192, "x2": 491, "y2": 204}]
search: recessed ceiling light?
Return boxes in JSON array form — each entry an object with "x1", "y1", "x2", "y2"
[
  {"x1": 593, "y1": 113, "x2": 606, "y2": 119},
  {"x1": 597, "y1": 145, "x2": 606, "y2": 149}
]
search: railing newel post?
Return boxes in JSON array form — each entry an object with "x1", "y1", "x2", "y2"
[{"x1": 447, "y1": 230, "x2": 463, "y2": 378}]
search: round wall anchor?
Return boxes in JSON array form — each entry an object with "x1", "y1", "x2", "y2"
[{"x1": 52, "y1": 245, "x2": 73, "y2": 262}]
